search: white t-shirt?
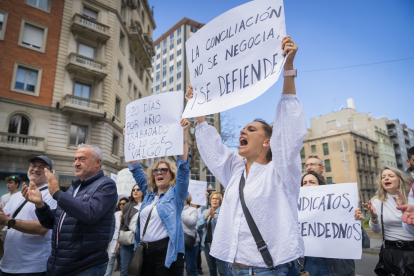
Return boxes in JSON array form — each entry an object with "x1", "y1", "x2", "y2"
[
  {"x1": 0, "y1": 184, "x2": 57, "y2": 273},
  {"x1": 0, "y1": 193, "x2": 11, "y2": 208},
  {"x1": 140, "y1": 196, "x2": 168, "y2": 242},
  {"x1": 129, "y1": 203, "x2": 142, "y2": 232}
]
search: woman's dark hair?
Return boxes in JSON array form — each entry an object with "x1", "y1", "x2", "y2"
[
  {"x1": 254, "y1": 119, "x2": 273, "y2": 162},
  {"x1": 129, "y1": 185, "x2": 140, "y2": 202},
  {"x1": 301, "y1": 171, "x2": 327, "y2": 186},
  {"x1": 117, "y1": 197, "x2": 129, "y2": 208}
]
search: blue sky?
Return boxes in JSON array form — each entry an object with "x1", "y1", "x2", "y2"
[{"x1": 149, "y1": 0, "x2": 414, "y2": 131}]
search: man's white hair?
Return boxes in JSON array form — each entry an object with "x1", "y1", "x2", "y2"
[{"x1": 78, "y1": 144, "x2": 104, "y2": 168}]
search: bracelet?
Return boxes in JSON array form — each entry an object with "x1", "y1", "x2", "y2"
[{"x1": 371, "y1": 215, "x2": 378, "y2": 219}]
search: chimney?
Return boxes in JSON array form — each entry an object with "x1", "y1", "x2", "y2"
[{"x1": 347, "y1": 98, "x2": 355, "y2": 110}]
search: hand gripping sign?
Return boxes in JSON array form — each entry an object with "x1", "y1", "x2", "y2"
[
  {"x1": 124, "y1": 91, "x2": 183, "y2": 162},
  {"x1": 182, "y1": 0, "x2": 286, "y2": 118},
  {"x1": 298, "y1": 183, "x2": 362, "y2": 259}
]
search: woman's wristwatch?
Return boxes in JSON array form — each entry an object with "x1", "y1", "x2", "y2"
[{"x1": 371, "y1": 214, "x2": 378, "y2": 219}]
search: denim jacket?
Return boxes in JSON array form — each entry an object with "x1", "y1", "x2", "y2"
[
  {"x1": 129, "y1": 154, "x2": 190, "y2": 268},
  {"x1": 196, "y1": 207, "x2": 221, "y2": 247}
]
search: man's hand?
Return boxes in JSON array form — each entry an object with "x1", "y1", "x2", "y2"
[
  {"x1": 21, "y1": 182, "x2": 45, "y2": 208},
  {"x1": 0, "y1": 206, "x2": 10, "y2": 225},
  {"x1": 44, "y1": 168, "x2": 60, "y2": 197},
  {"x1": 397, "y1": 204, "x2": 414, "y2": 225}
]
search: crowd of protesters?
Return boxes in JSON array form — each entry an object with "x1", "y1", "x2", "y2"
[{"x1": 1, "y1": 36, "x2": 414, "y2": 276}]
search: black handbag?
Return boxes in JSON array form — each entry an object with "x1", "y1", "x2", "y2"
[
  {"x1": 184, "y1": 231, "x2": 197, "y2": 250},
  {"x1": 127, "y1": 203, "x2": 157, "y2": 276}
]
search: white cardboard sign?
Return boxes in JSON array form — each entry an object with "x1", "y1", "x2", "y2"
[
  {"x1": 182, "y1": 0, "x2": 286, "y2": 118},
  {"x1": 188, "y1": 180, "x2": 208, "y2": 207},
  {"x1": 116, "y1": 168, "x2": 136, "y2": 196},
  {"x1": 298, "y1": 183, "x2": 362, "y2": 259},
  {"x1": 110, "y1": 173, "x2": 118, "y2": 182},
  {"x1": 124, "y1": 91, "x2": 184, "y2": 162}
]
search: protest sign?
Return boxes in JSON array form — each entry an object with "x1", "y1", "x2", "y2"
[
  {"x1": 182, "y1": 0, "x2": 286, "y2": 118},
  {"x1": 116, "y1": 168, "x2": 137, "y2": 196},
  {"x1": 110, "y1": 173, "x2": 118, "y2": 182},
  {"x1": 298, "y1": 183, "x2": 362, "y2": 259},
  {"x1": 188, "y1": 180, "x2": 208, "y2": 207},
  {"x1": 124, "y1": 91, "x2": 184, "y2": 162}
]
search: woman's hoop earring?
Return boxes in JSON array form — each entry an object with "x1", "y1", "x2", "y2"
[{"x1": 263, "y1": 144, "x2": 266, "y2": 147}]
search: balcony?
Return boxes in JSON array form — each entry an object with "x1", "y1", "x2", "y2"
[
  {"x1": 129, "y1": 26, "x2": 154, "y2": 68},
  {"x1": 61, "y1": 94, "x2": 105, "y2": 118},
  {"x1": 66, "y1": 53, "x2": 107, "y2": 81},
  {"x1": 0, "y1": 132, "x2": 45, "y2": 154},
  {"x1": 70, "y1": 14, "x2": 110, "y2": 44},
  {"x1": 397, "y1": 159, "x2": 403, "y2": 166},
  {"x1": 357, "y1": 164, "x2": 366, "y2": 171},
  {"x1": 395, "y1": 149, "x2": 401, "y2": 155},
  {"x1": 366, "y1": 150, "x2": 373, "y2": 156},
  {"x1": 389, "y1": 130, "x2": 396, "y2": 137},
  {"x1": 355, "y1": 146, "x2": 367, "y2": 154},
  {"x1": 373, "y1": 151, "x2": 379, "y2": 158},
  {"x1": 391, "y1": 139, "x2": 399, "y2": 145}
]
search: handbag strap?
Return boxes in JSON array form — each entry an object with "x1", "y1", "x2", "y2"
[
  {"x1": 381, "y1": 202, "x2": 384, "y2": 241},
  {"x1": 141, "y1": 202, "x2": 157, "y2": 240},
  {"x1": 12, "y1": 186, "x2": 48, "y2": 218},
  {"x1": 239, "y1": 173, "x2": 276, "y2": 273}
]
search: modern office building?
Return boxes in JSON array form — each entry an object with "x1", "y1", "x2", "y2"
[
  {"x1": 385, "y1": 119, "x2": 414, "y2": 171},
  {"x1": 0, "y1": 0, "x2": 155, "y2": 191},
  {"x1": 150, "y1": 17, "x2": 222, "y2": 191}
]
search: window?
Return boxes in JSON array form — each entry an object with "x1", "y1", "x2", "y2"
[
  {"x1": 117, "y1": 64, "x2": 123, "y2": 82},
  {"x1": 163, "y1": 38, "x2": 167, "y2": 49},
  {"x1": 129, "y1": 47, "x2": 134, "y2": 65},
  {"x1": 170, "y1": 54, "x2": 174, "y2": 61},
  {"x1": 300, "y1": 148, "x2": 305, "y2": 159},
  {"x1": 128, "y1": 78, "x2": 132, "y2": 95},
  {"x1": 82, "y1": 6, "x2": 98, "y2": 20},
  {"x1": 205, "y1": 114, "x2": 215, "y2": 126},
  {"x1": 120, "y1": 5, "x2": 126, "y2": 19},
  {"x1": 170, "y1": 37, "x2": 174, "y2": 50},
  {"x1": 177, "y1": 49, "x2": 181, "y2": 56},
  {"x1": 156, "y1": 44, "x2": 160, "y2": 49},
  {"x1": 157, "y1": 54, "x2": 160, "y2": 59},
  {"x1": 169, "y1": 66, "x2": 174, "y2": 76},
  {"x1": 146, "y1": 77, "x2": 149, "y2": 91},
  {"x1": 19, "y1": 20, "x2": 47, "y2": 52},
  {"x1": 190, "y1": 26, "x2": 198, "y2": 33},
  {"x1": 69, "y1": 124, "x2": 87, "y2": 146},
  {"x1": 169, "y1": 77, "x2": 173, "y2": 83},
  {"x1": 8, "y1": 115, "x2": 30, "y2": 135},
  {"x1": 311, "y1": 145, "x2": 316, "y2": 153},
  {"x1": 156, "y1": 64, "x2": 160, "y2": 70},
  {"x1": 115, "y1": 98, "x2": 121, "y2": 117},
  {"x1": 323, "y1": 143, "x2": 329, "y2": 155},
  {"x1": 177, "y1": 72, "x2": 181, "y2": 79},
  {"x1": 156, "y1": 85, "x2": 159, "y2": 91},
  {"x1": 163, "y1": 49, "x2": 167, "y2": 55},
  {"x1": 163, "y1": 58, "x2": 167, "y2": 65},
  {"x1": 0, "y1": 11, "x2": 8, "y2": 40},
  {"x1": 177, "y1": 38, "x2": 181, "y2": 45},
  {"x1": 302, "y1": 163, "x2": 305, "y2": 172},
  {"x1": 177, "y1": 26, "x2": 182, "y2": 38},
  {"x1": 11, "y1": 63, "x2": 42, "y2": 96},
  {"x1": 156, "y1": 71, "x2": 160, "y2": 82},
  {"x1": 141, "y1": 10, "x2": 145, "y2": 25},
  {"x1": 112, "y1": 136, "x2": 119, "y2": 155},
  {"x1": 163, "y1": 81, "x2": 166, "y2": 87},
  {"x1": 325, "y1": 159, "x2": 331, "y2": 172},
  {"x1": 170, "y1": 32, "x2": 174, "y2": 39},
  {"x1": 169, "y1": 88, "x2": 173, "y2": 91},
  {"x1": 359, "y1": 175, "x2": 363, "y2": 186},
  {"x1": 162, "y1": 66, "x2": 167, "y2": 77},
  {"x1": 26, "y1": 0, "x2": 50, "y2": 12},
  {"x1": 206, "y1": 168, "x2": 216, "y2": 189},
  {"x1": 78, "y1": 43, "x2": 95, "y2": 59},
  {"x1": 177, "y1": 84, "x2": 181, "y2": 90},
  {"x1": 74, "y1": 82, "x2": 91, "y2": 99},
  {"x1": 119, "y1": 31, "x2": 125, "y2": 50},
  {"x1": 326, "y1": 177, "x2": 333, "y2": 183}
]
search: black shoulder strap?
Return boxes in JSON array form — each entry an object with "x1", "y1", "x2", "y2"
[
  {"x1": 381, "y1": 202, "x2": 384, "y2": 241},
  {"x1": 141, "y1": 202, "x2": 157, "y2": 239},
  {"x1": 12, "y1": 186, "x2": 48, "y2": 219},
  {"x1": 239, "y1": 173, "x2": 275, "y2": 273}
]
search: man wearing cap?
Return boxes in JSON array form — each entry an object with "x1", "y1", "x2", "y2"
[
  {"x1": 0, "y1": 156, "x2": 57, "y2": 275},
  {"x1": 1, "y1": 175, "x2": 21, "y2": 208},
  {"x1": 22, "y1": 144, "x2": 117, "y2": 275}
]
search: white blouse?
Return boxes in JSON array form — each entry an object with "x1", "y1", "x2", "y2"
[
  {"x1": 139, "y1": 196, "x2": 168, "y2": 242},
  {"x1": 370, "y1": 194, "x2": 414, "y2": 240},
  {"x1": 195, "y1": 94, "x2": 307, "y2": 267}
]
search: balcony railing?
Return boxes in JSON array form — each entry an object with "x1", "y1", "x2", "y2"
[
  {"x1": 373, "y1": 151, "x2": 379, "y2": 158},
  {"x1": 66, "y1": 53, "x2": 107, "y2": 80},
  {"x1": 355, "y1": 146, "x2": 367, "y2": 154},
  {"x1": 61, "y1": 94, "x2": 105, "y2": 117},
  {"x1": 391, "y1": 139, "x2": 399, "y2": 145},
  {"x1": 366, "y1": 150, "x2": 373, "y2": 156},
  {"x1": 129, "y1": 26, "x2": 154, "y2": 68},
  {"x1": 0, "y1": 132, "x2": 45, "y2": 152},
  {"x1": 71, "y1": 14, "x2": 110, "y2": 43}
]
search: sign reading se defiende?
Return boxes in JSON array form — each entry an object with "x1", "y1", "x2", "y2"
[
  {"x1": 182, "y1": 0, "x2": 286, "y2": 118},
  {"x1": 188, "y1": 180, "x2": 207, "y2": 207},
  {"x1": 298, "y1": 183, "x2": 362, "y2": 259},
  {"x1": 124, "y1": 91, "x2": 183, "y2": 162}
]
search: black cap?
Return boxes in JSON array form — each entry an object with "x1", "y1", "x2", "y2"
[{"x1": 28, "y1": 156, "x2": 53, "y2": 170}]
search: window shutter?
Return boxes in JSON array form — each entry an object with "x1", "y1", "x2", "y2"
[
  {"x1": 23, "y1": 24, "x2": 44, "y2": 49},
  {"x1": 78, "y1": 44, "x2": 95, "y2": 59},
  {"x1": 83, "y1": 7, "x2": 98, "y2": 20}
]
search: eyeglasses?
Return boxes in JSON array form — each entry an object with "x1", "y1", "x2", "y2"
[
  {"x1": 132, "y1": 188, "x2": 140, "y2": 192},
  {"x1": 152, "y1": 168, "x2": 169, "y2": 175},
  {"x1": 211, "y1": 198, "x2": 220, "y2": 201},
  {"x1": 119, "y1": 203, "x2": 126, "y2": 206},
  {"x1": 29, "y1": 163, "x2": 48, "y2": 170},
  {"x1": 304, "y1": 163, "x2": 321, "y2": 168}
]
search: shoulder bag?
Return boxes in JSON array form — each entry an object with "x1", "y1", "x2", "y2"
[
  {"x1": 127, "y1": 202, "x2": 157, "y2": 276},
  {"x1": 184, "y1": 231, "x2": 197, "y2": 250}
]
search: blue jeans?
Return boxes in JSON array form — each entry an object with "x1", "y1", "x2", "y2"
[
  {"x1": 185, "y1": 245, "x2": 199, "y2": 276},
  {"x1": 0, "y1": 272, "x2": 45, "y2": 276},
  {"x1": 229, "y1": 261, "x2": 299, "y2": 276},
  {"x1": 304, "y1": 257, "x2": 330, "y2": 276},
  {"x1": 120, "y1": 244, "x2": 134, "y2": 276},
  {"x1": 204, "y1": 243, "x2": 229, "y2": 276},
  {"x1": 75, "y1": 262, "x2": 108, "y2": 276},
  {"x1": 104, "y1": 253, "x2": 116, "y2": 276}
]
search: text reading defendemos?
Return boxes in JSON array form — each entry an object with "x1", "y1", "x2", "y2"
[
  {"x1": 298, "y1": 183, "x2": 363, "y2": 260},
  {"x1": 124, "y1": 91, "x2": 184, "y2": 162},
  {"x1": 182, "y1": 0, "x2": 286, "y2": 118}
]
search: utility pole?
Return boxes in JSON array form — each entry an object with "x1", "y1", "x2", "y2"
[{"x1": 341, "y1": 140, "x2": 349, "y2": 182}]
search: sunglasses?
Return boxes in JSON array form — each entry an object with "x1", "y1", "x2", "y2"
[
  {"x1": 132, "y1": 188, "x2": 140, "y2": 192},
  {"x1": 152, "y1": 168, "x2": 169, "y2": 175},
  {"x1": 119, "y1": 203, "x2": 126, "y2": 206}
]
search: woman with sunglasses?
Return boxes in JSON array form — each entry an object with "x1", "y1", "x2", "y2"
[
  {"x1": 118, "y1": 185, "x2": 143, "y2": 276},
  {"x1": 127, "y1": 118, "x2": 190, "y2": 275}
]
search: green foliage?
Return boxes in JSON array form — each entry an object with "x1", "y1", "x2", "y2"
[{"x1": 362, "y1": 215, "x2": 370, "y2": 229}]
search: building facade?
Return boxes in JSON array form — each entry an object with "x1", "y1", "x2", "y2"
[
  {"x1": 386, "y1": 119, "x2": 414, "y2": 171},
  {"x1": 150, "y1": 18, "x2": 222, "y2": 191},
  {"x1": 0, "y1": 0, "x2": 155, "y2": 192}
]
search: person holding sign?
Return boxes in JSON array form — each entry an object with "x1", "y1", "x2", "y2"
[
  {"x1": 127, "y1": 118, "x2": 190, "y2": 275},
  {"x1": 300, "y1": 171, "x2": 369, "y2": 276},
  {"x1": 363, "y1": 166, "x2": 414, "y2": 275},
  {"x1": 186, "y1": 36, "x2": 304, "y2": 276}
]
